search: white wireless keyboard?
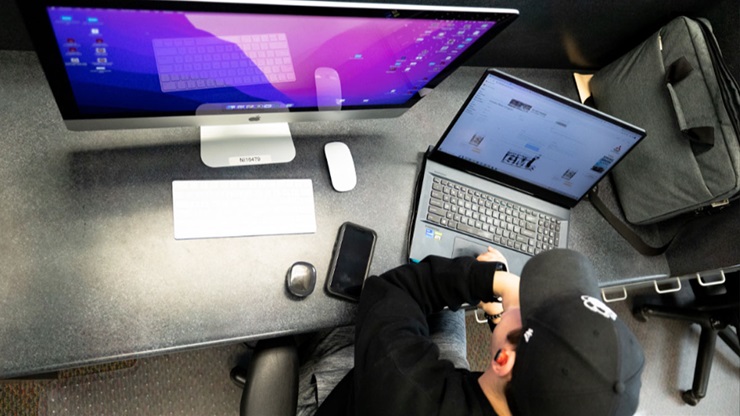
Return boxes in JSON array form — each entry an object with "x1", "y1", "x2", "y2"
[{"x1": 172, "y1": 179, "x2": 316, "y2": 240}]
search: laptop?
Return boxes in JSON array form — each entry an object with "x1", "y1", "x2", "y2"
[{"x1": 408, "y1": 69, "x2": 646, "y2": 275}]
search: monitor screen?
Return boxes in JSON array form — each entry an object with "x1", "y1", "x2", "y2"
[{"x1": 19, "y1": 0, "x2": 518, "y2": 166}]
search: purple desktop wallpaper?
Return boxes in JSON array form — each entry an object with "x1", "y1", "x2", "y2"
[{"x1": 47, "y1": 7, "x2": 496, "y2": 116}]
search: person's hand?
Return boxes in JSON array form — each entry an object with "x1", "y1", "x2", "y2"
[{"x1": 479, "y1": 300, "x2": 504, "y2": 323}]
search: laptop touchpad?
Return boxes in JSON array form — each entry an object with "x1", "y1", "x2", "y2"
[
  {"x1": 452, "y1": 238, "x2": 489, "y2": 259},
  {"x1": 451, "y1": 237, "x2": 529, "y2": 276}
]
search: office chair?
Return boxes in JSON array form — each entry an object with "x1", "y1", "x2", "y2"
[
  {"x1": 632, "y1": 270, "x2": 739, "y2": 405},
  {"x1": 230, "y1": 336, "x2": 299, "y2": 416}
]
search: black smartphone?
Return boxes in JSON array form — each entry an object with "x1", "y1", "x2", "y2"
[{"x1": 326, "y1": 222, "x2": 377, "y2": 302}]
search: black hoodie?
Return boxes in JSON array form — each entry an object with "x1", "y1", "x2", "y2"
[{"x1": 317, "y1": 256, "x2": 500, "y2": 416}]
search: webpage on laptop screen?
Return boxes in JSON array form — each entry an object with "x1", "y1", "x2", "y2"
[{"x1": 438, "y1": 73, "x2": 642, "y2": 200}]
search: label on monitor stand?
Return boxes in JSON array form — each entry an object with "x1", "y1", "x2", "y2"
[{"x1": 229, "y1": 155, "x2": 273, "y2": 166}]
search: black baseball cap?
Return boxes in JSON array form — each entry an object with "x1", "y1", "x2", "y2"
[{"x1": 508, "y1": 249, "x2": 645, "y2": 416}]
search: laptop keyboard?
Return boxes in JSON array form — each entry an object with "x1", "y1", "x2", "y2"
[{"x1": 425, "y1": 176, "x2": 561, "y2": 255}]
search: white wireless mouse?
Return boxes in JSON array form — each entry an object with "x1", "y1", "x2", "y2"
[{"x1": 324, "y1": 142, "x2": 356, "y2": 192}]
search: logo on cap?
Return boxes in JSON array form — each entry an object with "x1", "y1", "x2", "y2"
[
  {"x1": 581, "y1": 295, "x2": 617, "y2": 321},
  {"x1": 523, "y1": 328, "x2": 534, "y2": 343}
]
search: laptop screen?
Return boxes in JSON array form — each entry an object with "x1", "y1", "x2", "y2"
[{"x1": 436, "y1": 71, "x2": 645, "y2": 202}]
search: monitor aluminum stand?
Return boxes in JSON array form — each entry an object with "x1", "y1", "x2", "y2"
[{"x1": 200, "y1": 123, "x2": 296, "y2": 167}]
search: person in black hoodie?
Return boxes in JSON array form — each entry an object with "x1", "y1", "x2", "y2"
[{"x1": 316, "y1": 247, "x2": 645, "y2": 416}]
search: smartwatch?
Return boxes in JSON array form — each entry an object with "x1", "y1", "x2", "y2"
[
  {"x1": 492, "y1": 261, "x2": 508, "y2": 272},
  {"x1": 486, "y1": 261, "x2": 508, "y2": 331}
]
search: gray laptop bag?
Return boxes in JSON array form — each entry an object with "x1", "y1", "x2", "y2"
[{"x1": 589, "y1": 16, "x2": 740, "y2": 227}]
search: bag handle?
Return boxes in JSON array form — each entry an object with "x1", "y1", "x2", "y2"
[
  {"x1": 587, "y1": 185, "x2": 674, "y2": 256},
  {"x1": 665, "y1": 57, "x2": 716, "y2": 146}
]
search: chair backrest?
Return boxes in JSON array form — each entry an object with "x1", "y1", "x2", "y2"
[{"x1": 240, "y1": 337, "x2": 299, "y2": 416}]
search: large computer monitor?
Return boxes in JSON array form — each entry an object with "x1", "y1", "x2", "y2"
[{"x1": 19, "y1": 0, "x2": 518, "y2": 167}]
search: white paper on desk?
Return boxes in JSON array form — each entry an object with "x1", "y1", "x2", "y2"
[{"x1": 172, "y1": 179, "x2": 316, "y2": 240}]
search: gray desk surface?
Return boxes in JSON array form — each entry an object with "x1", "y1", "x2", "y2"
[{"x1": 0, "y1": 51, "x2": 669, "y2": 378}]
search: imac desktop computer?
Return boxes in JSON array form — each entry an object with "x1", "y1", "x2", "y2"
[{"x1": 18, "y1": 0, "x2": 519, "y2": 167}]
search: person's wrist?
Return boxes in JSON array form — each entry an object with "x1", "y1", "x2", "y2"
[
  {"x1": 484, "y1": 310, "x2": 502, "y2": 332},
  {"x1": 484, "y1": 263, "x2": 506, "y2": 332},
  {"x1": 491, "y1": 261, "x2": 507, "y2": 294},
  {"x1": 493, "y1": 269, "x2": 520, "y2": 311}
]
